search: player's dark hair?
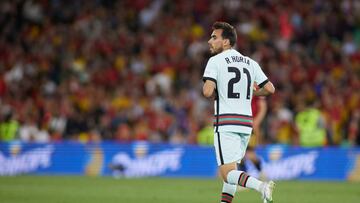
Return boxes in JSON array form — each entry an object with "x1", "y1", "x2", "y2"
[{"x1": 212, "y1": 22, "x2": 237, "y2": 47}]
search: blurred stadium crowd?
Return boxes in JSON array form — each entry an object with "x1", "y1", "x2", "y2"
[{"x1": 0, "y1": 0, "x2": 359, "y2": 146}]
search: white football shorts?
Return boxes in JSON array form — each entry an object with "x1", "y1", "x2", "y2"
[{"x1": 214, "y1": 132, "x2": 251, "y2": 166}]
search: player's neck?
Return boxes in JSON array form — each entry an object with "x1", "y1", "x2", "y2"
[{"x1": 222, "y1": 46, "x2": 232, "y2": 52}]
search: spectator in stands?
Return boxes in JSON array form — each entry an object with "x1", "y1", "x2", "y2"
[{"x1": 295, "y1": 100, "x2": 327, "y2": 147}]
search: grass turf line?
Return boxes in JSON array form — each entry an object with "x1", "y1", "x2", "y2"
[{"x1": 0, "y1": 176, "x2": 359, "y2": 203}]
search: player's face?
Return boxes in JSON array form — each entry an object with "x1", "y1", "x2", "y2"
[{"x1": 208, "y1": 29, "x2": 224, "y2": 55}]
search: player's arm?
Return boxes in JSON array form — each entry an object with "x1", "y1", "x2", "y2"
[
  {"x1": 203, "y1": 79, "x2": 216, "y2": 98},
  {"x1": 202, "y1": 57, "x2": 217, "y2": 98},
  {"x1": 253, "y1": 81, "x2": 275, "y2": 96}
]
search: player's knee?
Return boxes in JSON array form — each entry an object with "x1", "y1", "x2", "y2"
[
  {"x1": 219, "y1": 164, "x2": 234, "y2": 182},
  {"x1": 220, "y1": 170, "x2": 228, "y2": 182}
]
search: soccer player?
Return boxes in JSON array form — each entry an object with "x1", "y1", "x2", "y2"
[{"x1": 202, "y1": 22, "x2": 275, "y2": 203}]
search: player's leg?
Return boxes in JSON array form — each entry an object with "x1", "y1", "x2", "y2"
[
  {"x1": 247, "y1": 130, "x2": 264, "y2": 174},
  {"x1": 245, "y1": 146, "x2": 268, "y2": 181},
  {"x1": 214, "y1": 132, "x2": 275, "y2": 202},
  {"x1": 220, "y1": 161, "x2": 274, "y2": 202},
  {"x1": 246, "y1": 146, "x2": 262, "y2": 171},
  {"x1": 221, "y1": 182, "x2": 236, "y2": 203},
  {"x1": 215, "y1": 133, "x2": 238, "y2": 203},
  {"x1": 237, "y1": 149, "x2": 262, "y2": 176}
]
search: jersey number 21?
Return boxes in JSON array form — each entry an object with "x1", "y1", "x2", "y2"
[{"x1": 227, "y1": 67, "x2": 251, "y2": 99}]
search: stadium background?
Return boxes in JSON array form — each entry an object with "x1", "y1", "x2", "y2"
[{"x1": 0, "y1": 0, "x2": 360, "y2": 202}]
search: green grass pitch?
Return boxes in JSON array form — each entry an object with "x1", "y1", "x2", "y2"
[{"x1": 0, "y1": 176, "x2": 359, "y2": 203}]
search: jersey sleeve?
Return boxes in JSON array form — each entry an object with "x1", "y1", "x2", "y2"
[
  {"x1": 253, "y1": 62, "x2": 269, "y2": 88},
  {"x1": 202, "y1": 57, "x2": 217, "y2": 83}
]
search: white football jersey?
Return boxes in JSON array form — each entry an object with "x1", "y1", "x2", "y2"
[{"x1": 203, "y1": 49, "x2": 268, "y2": 134}]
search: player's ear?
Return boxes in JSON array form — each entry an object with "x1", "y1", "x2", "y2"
[{"x1": 223, "y1": 39, "x2": 230, "y2": 47}]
